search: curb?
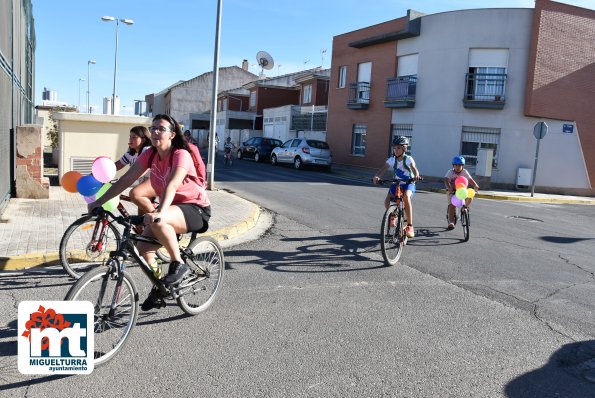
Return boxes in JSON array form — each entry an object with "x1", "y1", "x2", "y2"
[{"x1": 0, "y1": 203, "x2": 261, "y2": 272}]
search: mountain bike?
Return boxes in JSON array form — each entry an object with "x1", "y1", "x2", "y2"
[
  {"x1": 377, "y1": 178, "x2": 418, "y2": 266},
  {"x1": 64, "y1": 208, "x2": 224, "y2": 367},
  {"x1": 59, "y1": 194, "x2": 182, "y2": 279}
]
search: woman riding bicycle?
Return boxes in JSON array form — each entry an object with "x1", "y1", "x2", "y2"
[
  {"x1": 372, "y1": 136, "x2": 420, "y2": 239},
  {"x1": 88, "y1": 114, "x2": 210, "y2": 310}
]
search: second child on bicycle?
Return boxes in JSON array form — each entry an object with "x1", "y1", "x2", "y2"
[
  {"x1": 444, "y1": 155, "x2": 479, "y2": 230},
  {"x1": 372, "y1": 136, "x2": 420, "y2": 239},
  {"x1": 223, "y1": 137, "x2": 235, "y2": 160},
  {"x1": 88, "y1": 114, "x2": 211, "y2": 310}
]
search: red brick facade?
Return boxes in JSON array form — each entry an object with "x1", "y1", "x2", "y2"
[
  {"x1": 525, "y1": 0, "x2": 595, "y2": 188},
  {"x1": 326, "y1": 17, "x2": 408, "y2": 168}
]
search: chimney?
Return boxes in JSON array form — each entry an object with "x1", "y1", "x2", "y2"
[{"x1": 242, "y1": 59, "x2": 249, "y2": 70}]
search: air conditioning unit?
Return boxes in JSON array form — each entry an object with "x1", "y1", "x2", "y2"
[{"x1": 516, "y1": 168, "x2": 532, "y2": 189}]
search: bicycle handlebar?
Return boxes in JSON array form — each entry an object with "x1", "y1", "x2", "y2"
[{"x1": 374, "y1": 176, "x2": 423, "y2": 185}]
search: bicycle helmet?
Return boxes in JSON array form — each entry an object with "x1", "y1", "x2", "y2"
[
  {"x1": 392, "y1": 136, "x2": 410, "y2": 146},
  {"x1": 452, "y1": 155, "x2": 465, "y2": 165}
]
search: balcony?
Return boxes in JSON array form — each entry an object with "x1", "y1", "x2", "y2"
[
  {"x1": 347, "y1": 82, "x2": 370, "y2": 109},
  {"x1": 463, "y1": 73, "x2": 507, "y2": 109},
  {"x1": 384, "y1": 75, "x2": 417, "y2": 108}
]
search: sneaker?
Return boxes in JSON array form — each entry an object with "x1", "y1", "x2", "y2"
[
  {"x1": 163, "y1": 261, "x2": 190, "y2": 286},
  {"x1": 447, "y1": 223, "x2": 455, "y2": 230},
  {"x1": 390, "y1": 214, "x2": 396, "y2": 228},
  {"x1": 141, "y1": 287, "x2": 166, "y2": 311},
  {"x1": 405, "y1": 225, "x2": 415, "y2": 239}
]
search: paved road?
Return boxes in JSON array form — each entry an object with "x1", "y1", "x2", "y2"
[{"x1": 1, "y1": 159, "x2": 594, "y2": 397}]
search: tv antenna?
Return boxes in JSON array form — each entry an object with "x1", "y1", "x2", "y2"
[{"x1": 256, "y1": 50, "x2": 274, "y2": 78}]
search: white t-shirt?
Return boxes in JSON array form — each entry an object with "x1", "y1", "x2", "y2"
[
  {"x1": 386, "y1": 155, "x2": 415, "y2": 180},
  {"x1": 444, "y1": 168, "x2": 473, "y2": 191}
]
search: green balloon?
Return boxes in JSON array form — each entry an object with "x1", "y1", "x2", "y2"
[{"x1": 455, "y1": 187, "x2": 468, "y2": 200}]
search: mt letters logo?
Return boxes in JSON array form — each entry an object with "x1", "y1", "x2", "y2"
[{"x1": 18, "y1": 301, "x2": 94, "y2": 375}]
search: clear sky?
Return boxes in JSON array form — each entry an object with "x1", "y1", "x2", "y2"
[{"x1": 32, "y1": 0, "x2": 594, "y2": 114}]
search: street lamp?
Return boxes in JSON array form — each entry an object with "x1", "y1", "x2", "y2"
[
  {"x1": 101, "y1": 16, "x2": 134, "y2": 115},
  {"x1": 78, "y1": 78, "x2": 85, "y2": 112},
  {"x1": 87, "y1": 60, "x2": 96, "y2": 114}
]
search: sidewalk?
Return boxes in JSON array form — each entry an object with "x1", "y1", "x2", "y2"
[
  {"x1": 332, "y1": 164, "x2": 595, "y2": 205},
  {"x1": 0, "y1": 186, "x2": 260, "y2": 271}
]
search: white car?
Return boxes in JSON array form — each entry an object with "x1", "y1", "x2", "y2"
[{"x1": 270, "y1": 138, "x2": 332, "y2": 171}]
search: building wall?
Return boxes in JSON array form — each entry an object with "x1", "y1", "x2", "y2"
[
  {"x1": 0, "y1": 0, "x2": 35, "y2": 213},
  {"x1": 53, "y1": 113, "x2": 152, "y2": 179},
  {"x1": 525, "y1": 0, "x2": 595, "y2": 189},
  {"x1": 157, "y1": 66, "x2": 257, "y2": 122},
  {"x1": 327, "y1": 5, "x2": 593, "y2": 192},
  {"x1": 326, "y1": 17, "x2": 407, "y2": 169},
  {"x1": 395, "y1": 7, "x2": 589, "y2": 190}
]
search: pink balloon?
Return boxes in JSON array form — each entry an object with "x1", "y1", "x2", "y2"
[
  {"x1": 451, "y1": 196, "x2": 463, "y2": 207},
  {"x1": 454, "y1": 176, "x2": 468, "y2": 187},
  {"x1": 92, "y1": 157, "x2": 117, "y2": 183}
]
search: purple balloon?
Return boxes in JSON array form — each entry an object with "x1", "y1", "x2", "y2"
[
  {"x1": 451, "y1": 195, "x2": 463, "y2": 207},
  {"x1": 83, "y1": 194, "x2": 96, "y2": 204},
  {"x1": 76, "y1": 175, "x2": 103, "y2": 196}
]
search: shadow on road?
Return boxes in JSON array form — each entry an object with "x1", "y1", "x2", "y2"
[
  {"x1": 505, "y1": 340, "x2": 595, "y2": 397},
  {"x1": 226, "y1": 232, "x2": 387, "y2": 273}
]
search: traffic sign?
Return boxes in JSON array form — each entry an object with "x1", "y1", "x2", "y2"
[{"x1": 533, "y1": 121, "x2": 548, "y2": 140}]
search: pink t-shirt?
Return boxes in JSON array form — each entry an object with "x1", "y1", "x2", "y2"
[{"x1": 137, "y1": 147, "x2": 210, "y2": 207}]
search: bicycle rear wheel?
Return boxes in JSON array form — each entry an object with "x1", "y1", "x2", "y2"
[
  {"x1": 177, "y1": 237, "x2": 224, "y2": 315},
  {"x1": 380, "y1": 206, "x2": 404, "y2": 266},
  {"x1": 461, "y1": 208, "x2": 470, "y2": 242},
  {"x1": 60, "y1": 214, "x2": 121, "y2": 279},
  {"x1": 155, "y1": 232, "x2": 197, "y2": 263},
  {"x1": 65, "y1": 264, "x2": 139, "y2": 367}
]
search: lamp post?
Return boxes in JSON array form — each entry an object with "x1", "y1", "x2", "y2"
[
  {"x1": 87, "y1": 60, "x2": 96, "y2": 113},
  {"x1": 78, "y1": 78, "x2": 85, "y2": 112},
  {"x1": 101, "y1": 16, "x2": 134, "y2": 115}
]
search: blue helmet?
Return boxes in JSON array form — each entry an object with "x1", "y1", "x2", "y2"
[{"x1": 452, "y1": 155, "x2": 465, "y2": 165}]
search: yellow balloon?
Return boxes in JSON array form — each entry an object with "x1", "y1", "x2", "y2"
[{"x1": 467, "y1": 188, "x2": 476, "y2": 198}]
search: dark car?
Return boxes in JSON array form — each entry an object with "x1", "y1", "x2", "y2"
[{"x1": 237, "y1": 137, "x2": 283, "y2": 162}]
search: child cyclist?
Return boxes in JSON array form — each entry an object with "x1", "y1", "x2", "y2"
[
  {"x1": 223, "y1": 137, "x2": 235, "y2": 161},
  {"x1": 444, "y1": 155, "x2": 479, "y2": 230},
  {"x1": 372, "y1": 136, "x2": 421, "y2": 239}
]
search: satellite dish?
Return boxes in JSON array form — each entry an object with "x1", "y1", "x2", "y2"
[{"x1": 256, "y1": 51, "x2": 274, "y2": 71}]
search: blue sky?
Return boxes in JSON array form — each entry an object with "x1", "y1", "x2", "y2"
[{"x1": 32, "y1": 0, "x2": 594, "y2": 114}]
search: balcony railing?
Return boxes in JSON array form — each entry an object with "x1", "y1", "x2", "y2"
[
  {"x1": 347, "y1": 82, "x2": 370, "y2": 109},
  {"x1": 463, "y1": 73, "x2": 507, "y2": 109},
  {"x1": 384, "y1": 75, "x2": 417, "y2": 108}
]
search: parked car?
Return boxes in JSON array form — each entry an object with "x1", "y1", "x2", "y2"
[
  {"x1": 270, "y1": 138, "x2": 332, "y2": 171},
  {"x1": 237, "y1": 137, "x2": 283, "y2": 162}
]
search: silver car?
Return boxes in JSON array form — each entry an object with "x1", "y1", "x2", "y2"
[{"x1": 270, "y1": 138, "x2": 332, "y2": 170}]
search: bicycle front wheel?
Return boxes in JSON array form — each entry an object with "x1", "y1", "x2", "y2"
[
  {"x1": 60, "y1": 214, "x2": 121, "y2": 279},
  {"x1": 177, "y1": 237, "x2": 224, "y2": 315},
  {"x1": 65, "y1": 265, "x2": 139, "y2": 367},
  {"x1": 461, "y1": 208, "x2": 470, "y2": 242},
  {"x1": 380, "y1": 206, "x2": 404, "y2": 266}
]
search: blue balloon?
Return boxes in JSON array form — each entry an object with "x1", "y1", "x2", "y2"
[{"x1": 76, "y1": 175, "x2": 103, "y2": 196}]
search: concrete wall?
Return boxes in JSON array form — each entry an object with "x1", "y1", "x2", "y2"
[{"x1": 53, "y1": 113, "x2": 152, "y2": 180}]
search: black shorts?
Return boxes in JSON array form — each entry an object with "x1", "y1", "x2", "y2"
[{"x1": 177, "y1": 204, "x2": 211, "y2": 233}]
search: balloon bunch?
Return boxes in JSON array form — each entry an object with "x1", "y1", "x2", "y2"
[
  {"x1": 450, "y1": 176, "x2": 475, "y2": 207},
  {"x1": 60, "y1": 157, "x2": 119, "y2": 212}
]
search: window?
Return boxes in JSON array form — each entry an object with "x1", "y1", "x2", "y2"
[
  {"x1": 249, "y1": 91, "x2": 256, "y2": 107},
  {"x1": 391, "y1": 124, "x2": 413, "y2": 155},
  {"x1": 467, "y1": 67, "x2": 506, "y2": 100},
  {"x1": 461, "y1": 126, "x2": 500, "y2": 168},
  {"x1": 352, "y1": 124, "x2": 367, "y2": 156},
  {"x1": 223, "y1": 98, "x2": 228, "y2": 111},
  {"x1": 303, "y1": 84, "x2": 312, "y2": 104},
  {"x1": 338, "y1": 66, "x2": 346, "y2": 88}
]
